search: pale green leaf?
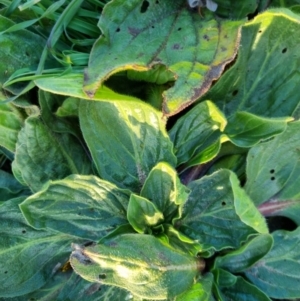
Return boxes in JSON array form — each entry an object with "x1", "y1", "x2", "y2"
[
  {"x1": 20, "y1": 175, "x2": 130, "y2": 240},
  {"x1": 141, "y1": 162, "x2": 189, "y2": 222},
  {"x1": 83, "y1": 0, "x2": 243, "y2": 115},
  {"x1": 70, "y1": 234, "x2": 200, "y2": 300},
  {"x1": 79, "y1": 99, "x2": 176, "y2": 192},
  {"x1": 0, "y1": 102, "x2": 23, "y2": 152},
  {"x1": 127, "y1": 194, "x2": 164, "y2": 233},
  {"x1": 245, "y1": 228, "x2": 300, "y2": 299}
]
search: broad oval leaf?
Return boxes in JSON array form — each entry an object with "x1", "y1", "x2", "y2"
[
  {"x1": 0, "y1": 197, "x2": 77, "y2": 298},
  {"x1": 70, "y1": 234, "x2": 200, "y2": 300},
  {"x1": 79, "y1": 99, "x2": 176, "y2": 192},
  {"x1": 218, "y1": 276, "x2": 271, "y2": 301},
  {"x1": 12, "y1": 116, "x2": 92, "y2": 192},
  {"x1": 20, "y1": 175, "x2": 130, "y2": 240},
  {"x1": 127, "y1": 194, "x2": 164, "y2": 233},
  {"x1": 225, "y1": 112, "x2": 293, "y2": 148},
  {"x1": 201, "y1": 9, "x2": 300, "y2": 119},
  {"x1": 245, "y1": 121, "x2": 300, "y2": 206},
  {"x1": 0, "y1": 102, "x2": 23, "y2": 153},
  {"x1": 141, "y1": 162, "x2": 189, "y2": 222},
  {"x1": 83, "y1": 0, "x2": 243, "y2": 115},
  {"x1": 176, "y1": 169, "x2": 267, "y2": 252},
  {"x1": 245, "y1": 228, "x2": 300, "y2": 299},
  {"x1": 213, "y1": 234, "x2": 273, "y2": 273},
  {"x1": 169, "y1": 100, "x2": 227, "y2": 167}
]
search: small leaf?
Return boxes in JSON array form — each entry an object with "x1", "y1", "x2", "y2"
[
  {"x1": 0, "y1": 197, "x2": 77, "y2": 298},
  {"x1": 169, "y1": 100, "x2": 227, "y2": 167},
  {"x1": 79, "y1": 99, "x2": 176, "y2": 192},
  {"x1": 245, "y1": 121, "x2": 300, "y2": 206},
  {"x1": 20, "y1": 175, "x2": 130, "y2": 240},
  {"x1": 213, "y1": 234, "x2": 273, "y2": 273},
  {"x1": 70, "y1": 234, "x2": 200, "y2": 300},
  {"x1": 83, "y1": 0, "x2": 243, "y2": 115},
  {"x1": 219, "y1": 276, "x2": 272, "y2": 301},
  {"x1": 177, "y1": 169, "x2": 266, "y2": 252},
  {"x1": 176, "y1": 273, "x2": 215, "y2": 301},
  {"x1": 213, "y1": 268, "x2": 237, "y2": 288},
  {"x1": 245, "y1": 228, "x2": 300, "y2": 299},
  {"x1": 56, "y1": 96, "x2": 80, "y2": 117},
  {"x1": 0, "y1": 102, "x2": 24, "y2": 153},
  {"x1": 225, "y1": 112, "x2": 293, "y2": 148},
  {"x1": 202, "y1": 9, "x2": 300, "y2": 119},
  {"x1": 127, "y1": 194, "x2": 164, "y2": 233},
  {"x1": 141, "y1": 162, "x2": 189, "y2": 222},
  {"x1": 12, "y1": 116, "x2": 92, "y2": 192}
]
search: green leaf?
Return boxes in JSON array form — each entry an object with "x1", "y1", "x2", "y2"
[
  {"x1": 245, "y1": 228, "x2": 300, "y2": 299},
  {"x1": 214, "y1": 0, "x2": 259, "y2": 19},
  {"x1": 225, "y1": 112, "x2": 293, "y2": 147},
  {"x1": 20, "y1": 175, "x2": 130, "y2": 240},
  {"x1": 201, "y1": 9, "x2": 300, "y2": 118},
  {"x1": 56, "y1": 96, "x2": 80, "y2": 117},
  {"x1": 213, "y1": 268, "x2": 237, "y2": 288},
  {"x1": 4, "y1": 272, "x2": 130, "y2": 301},
  {"x1": 219, "y1": 276, "x2": 272, "y2": 301},
  {"x1": 141, "y1": 162, "x2": 189, "y2": 222},
  {"x1": 245, "y1": 121, "x2": 300, "y2": 206},
  {"x1": 213, "y1": 234, "x2": 273, "y2": 273},
  {"x1": 0, "y1": 102, "x2": 23, "y2": 152},
  {"x1": 83, "y1": 0, "x2": 243, "y2": 115},
  {"x1": 35, "y1": 73, "x2": 143, "y2": 102},
  {"x1": 0, "y1": 197, "x2": 77, "y2": 298},
  {"x1": 79, "y1": 99, "x2": 176, "y2": 192},
  {"x1": 176, "y1": 169, "x2": 267, "y2": 252},
  {"x1": 0, "y1": 15, "x2": 45, "y2": 95},
  {"x1": 176, "y1": 273, "x2": 215, "y2": 301},
  {"x1": 127, "y1": 194, "x2": 164, "y2": 233},
  {"x1": 162, "y1": 225, "x2": 203, "y2": 257},
  {"x1": 12, "y1": 115, "x2": 92, "y2": 192},
  {"x1": 229, "y1": 172, "x2": 268, "y2": 234},
  {"x1": 0, "y1": 170, "x2": 29, "y2": 202},
  {"x1": 70, "y1": 234, "x2": 200, "y2": 300},
  {"x1": 169, "y1": 100, "x2": 227, "y2": 167}
]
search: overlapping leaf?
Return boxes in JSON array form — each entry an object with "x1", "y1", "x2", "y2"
[
  {"x1": 20, "y1": 175, "x2": 130, "y2": 240},
  {"x1": 245, "y1": 122, "x2": 300, "y2": 218},
  {"x1": 12, "y1": 115, "x2": 92, "y2": 192},
  {"x1": 79, "y1": 99, "x2": 176, "y2": 192},
  {"x1": 83, "y1": 0, "x2": 242, "y2": 115},
  {"x1": 245, "y1": 228, "x2": 300, "y2": 299},
  {"x1": 70, "y1": 234, "x2": 200, "y2": 299},
  {"x1": 169, "y1": 100, "x2": 226, "y2": 167},
  {"x1": 141, "y1": 162, "x2": 189, "y2": 222},
  {"x1": 0, "y1": 102, "x2": 23, "y2": 152},
  {"x1": 176, "y1": 169, "x2": 267, "y2": 252},
  {"x1": 0, "y1": 197, "x2": 77, "y2": 298},
  {"x1": 201, "y1": 9, "x2": 300, "y2": 119}
]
